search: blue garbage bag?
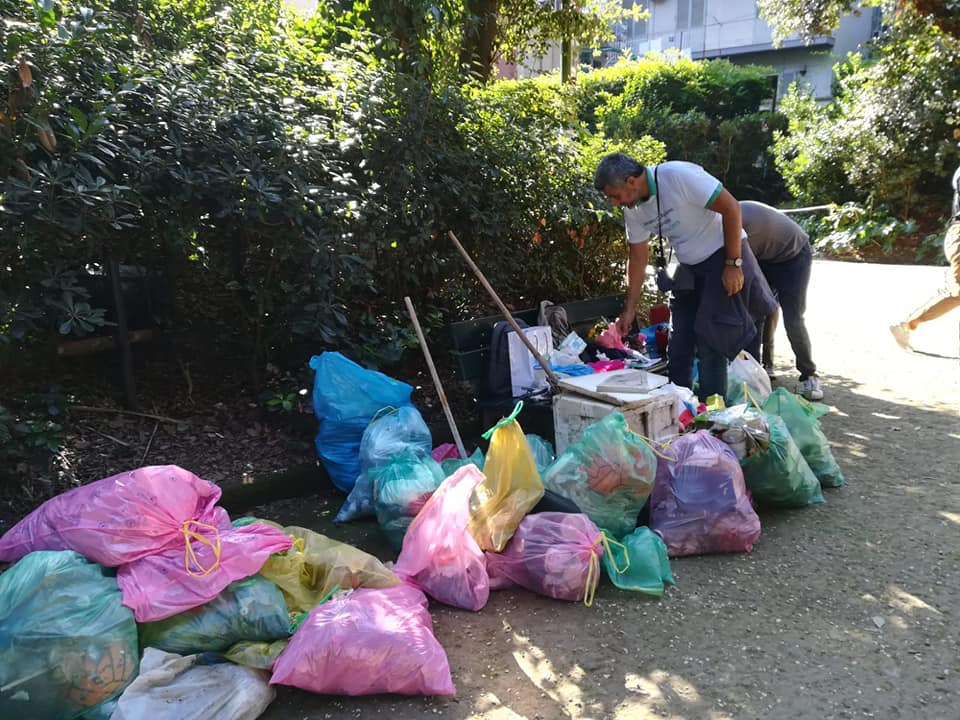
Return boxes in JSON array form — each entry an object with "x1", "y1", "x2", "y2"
[
  {"x1": 336, "y1": 406, "x2": 433, "y2": 522},
  {"x1": 0, "y1": 550, "x2": 138, "y2": 720},
  {"x1": 310, "y1": 352, "x2": 414, "y2": 492}
]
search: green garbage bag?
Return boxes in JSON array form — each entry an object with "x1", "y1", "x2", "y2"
[
  {"x1": 139, "y1": 575, "x2": 290, "y2": 655},
  {"x1": 762, "y1": 388, "x2": 845, "y2": 488},
  {"x1": 602, "y1": 527, "x2": 675, "y2": 597},
  {"x1": 223, "y1": 639, "x2": 290, "y2": 670},
  {"x1": 373, "y1": 448, "x2": 445, "y2": 550},
  {"x1": 542, "y1": 413, "x2": 657, "y2": 538},
  {"x1": 440, "y1": 447, "x2": 485, "y2": 475},
  {"x1": 741, "y1": 414, "x2": 824, "y2": 507},
  {"x1": 0, "y1": 550, "x2": 138, "y2": 720},
  {"x1": 525, "y1": 434, "x2": 555, "y2": 474}
]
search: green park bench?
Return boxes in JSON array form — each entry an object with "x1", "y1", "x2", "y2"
[{"x1": 447, "y1": 294, "x2": 628, "y2": 437}]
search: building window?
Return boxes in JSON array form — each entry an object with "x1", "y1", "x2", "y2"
[
  {"x1": 678, "y1": 0, "x2": 705, "y2": 30},
  {"x1": 618, "y1": 0, "x2": 648, "y2": 43}
]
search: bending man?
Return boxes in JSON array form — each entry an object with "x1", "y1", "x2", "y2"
[
  {"x1": 741, "y1": 200, "x2": 823, "y2": 401},
  {"x1": 594, "y1": 153, "x2": 775, "y2": 400}
]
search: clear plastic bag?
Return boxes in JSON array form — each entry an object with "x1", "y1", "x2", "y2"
[
  {"x1": 726, "y1": 350, "x2": 772, "y2": 406},
  {"x1": 394, "y1": 465, "x2": 490, "y2": 611},
  {"x1": 467, "y1": 403, "x2": 545, "y2": 552},
  {"x1": 139, "y1": 575, "x2": 290, "y2": 655},
  {"x1": 259, "y1": 526, "x2": 400, "y2": 614},
  {"x1": 542, "y1": 412, "x2": 657, "y2": 538},
  {"x1": 0, "y1": 550, "x2": 139, "y2": 719},
  {"x1": 372, "y1": 448, "x2": 445, "y2": 550},
  {"x1": 336, "y1": 405, "x2": 433, "y2": 522}
]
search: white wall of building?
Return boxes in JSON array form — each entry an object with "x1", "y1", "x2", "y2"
[{"x1": 611, "y1": 0, "x2": 880, "y2": 101}]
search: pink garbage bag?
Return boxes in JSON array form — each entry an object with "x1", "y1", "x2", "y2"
[
  {"x1": 431, "y1": 443, "x2": 461, "y2": 462},
  {"x1": 393, "y1": 465, "x2": 489, "y2": 611},
  {"x1": 270, "y1": 583, "x2": 456, "y2": 696},
  {"x1": 485, "y1": 513, "x2": 603, "y2": 603},
  {"x1": 117, "y1": 522, "x2": 293, "y2": 622},
  {"x1": 650, "y1": 431, "x2": 761, "y2": 557},
  {"x1": 0, "y1": 465, "x2": 225, "y2": 566}
]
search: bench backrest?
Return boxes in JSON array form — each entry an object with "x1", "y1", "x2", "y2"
[{"x1": 448, "y1": 294, "x2": 625, "y2": 397}]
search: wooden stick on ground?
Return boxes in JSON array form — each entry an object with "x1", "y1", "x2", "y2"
[
  {"x1": 447, "y1": 230, "x2": 560, "y2": 392},
  {"x1": 140, "y1": 421, "x2": 160, "y2": 464},
  {"x1": 71, "y1": 405, "x2": 184, "y2": 424},
  {"x1": 403, "y1": 296, "x2": 468, "y2": 460}
]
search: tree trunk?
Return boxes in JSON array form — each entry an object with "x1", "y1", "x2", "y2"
[{"x1": 459, "y1": 0, "x2": 499, "y2": 81}]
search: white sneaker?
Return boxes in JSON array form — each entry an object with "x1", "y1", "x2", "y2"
[
  {"x1": 889, "y1": 322, "x2": 913, "y2": 351},
  {"x1": 798, "y1": 376, "x2": 823, "y2": 401}
]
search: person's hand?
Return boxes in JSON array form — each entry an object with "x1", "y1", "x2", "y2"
[
  {"x1": 722, "y1": 266, "x2": 744, "y2": 296},
  {"x1": 615, "y1": 307, "x2": 636, "y2": 337}
]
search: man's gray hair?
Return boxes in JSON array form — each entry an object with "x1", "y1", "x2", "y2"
[{"x1": 594, "y1": 152, "x2": 645, "y2": 191}]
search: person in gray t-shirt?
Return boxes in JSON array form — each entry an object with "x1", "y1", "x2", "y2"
[{"x1": 741, "y1": 200, "x2": 822, "y2": 400}]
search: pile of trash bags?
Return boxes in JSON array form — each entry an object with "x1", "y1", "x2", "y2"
[{"x1": 0, "y1": 350, "x2": 846, "y2": 718}]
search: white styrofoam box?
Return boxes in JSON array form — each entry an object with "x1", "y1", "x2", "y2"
[
  {"x1": 507, "y1": 325, "x2": 553, "y2": 397},
  {"x1": 552, "y1": 391, "x2": 679, "y2": 454}
]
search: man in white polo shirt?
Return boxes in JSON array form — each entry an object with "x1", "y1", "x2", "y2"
[{"x1": 594, "y1": 152, "x2": 776, "y2": 400}]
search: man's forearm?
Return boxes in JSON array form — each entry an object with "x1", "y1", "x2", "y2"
[
  {"x1": 722, "y1": 212, "x2": 742, "y2": 259},
  {"x1": 625, "y1": 242, "x2": 649, "y2": 309}
]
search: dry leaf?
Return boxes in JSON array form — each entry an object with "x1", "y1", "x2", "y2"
[{"x1": 18, "y1": 59, "x2": 33, "y2": 88}]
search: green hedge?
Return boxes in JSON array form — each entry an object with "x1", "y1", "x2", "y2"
[{"x1": 577, "y1": 56, "x2": 787, "y2": 202}]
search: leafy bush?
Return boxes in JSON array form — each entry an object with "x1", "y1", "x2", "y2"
[
  {"x1": 579, "y1": 55, "x2": 787, "y2": 202},
  {"x1": 806, "y1": 203, "x2": 917, "y2": 255},
  {"x1": 772, "y1": 10, "x2": 960, "y2": 215},
  {"x1": 0, "y1": 386, "x2": 69, "y2": 484}
]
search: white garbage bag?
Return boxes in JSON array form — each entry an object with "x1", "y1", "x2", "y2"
[{"x1": 111, "y1": 648, "x2": 274, "y2": 720}]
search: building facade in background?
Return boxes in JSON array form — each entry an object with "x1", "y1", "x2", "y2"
[{"x1": 607, "y1": 0, "x2": 881, "y2": 101}]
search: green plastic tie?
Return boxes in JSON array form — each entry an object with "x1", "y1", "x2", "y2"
[
  {"x1": 371, "y1": 406, "x2": 399, "y2": 423},
  {"x1": 481, "y1": 401, "x2": 523, "y2": 439},
  {"x1": 289, "y1": 583, "x2": 342, "y2": 634}
]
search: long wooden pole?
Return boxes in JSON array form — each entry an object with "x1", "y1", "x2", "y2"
[
  {"x1": 447, "y1": 230, "x2": 560, "y2": 392},
  {"x1": 403, "y1": 296, "x2": 468, "y2": 460}
]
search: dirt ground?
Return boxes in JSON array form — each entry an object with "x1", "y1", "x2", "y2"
[
  {"x1": 256, "y1": 259, "x2": 960, "y2": 720},
  {"x1": 2, "y1": 260, "x2": 958, "y2": 720}
]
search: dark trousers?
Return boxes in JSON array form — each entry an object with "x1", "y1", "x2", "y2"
[
  {"x1": 667, "y1": 245, "x2": 770, "y2": 400},
  {"x1": 668, "y1": 290, "x2": 728, "y2": 400},
  {"x1": 757, "y1": 244, "x2": 817, "y2": 379}
]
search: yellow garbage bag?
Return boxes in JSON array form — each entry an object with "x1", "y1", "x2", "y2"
[
  {"x1": 468, "y1": 402, "x2": 545, "y2": 552},
  {"x1": 259, "y1": 526, "x2": 400, "y2": 613},
  {"x1": 223, "y1": 639, "x2": 290, "y2": 670}
]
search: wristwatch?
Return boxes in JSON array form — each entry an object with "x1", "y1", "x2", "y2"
[{"x1": 725, "y1": 257, "x2": 743, "y2": 267}]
